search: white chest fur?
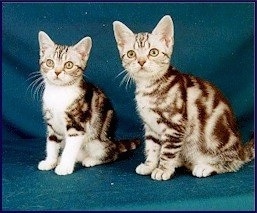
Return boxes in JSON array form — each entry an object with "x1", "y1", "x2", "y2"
[
  {"x1": 135, "y1": 93, "x2": 162, "y2": 134},
  {"x1": 43, "y1": 84, "x2": 80, "y2": 111},
  {"x1": 43, "y1": 83, "x2": 81, "y2": 134}
]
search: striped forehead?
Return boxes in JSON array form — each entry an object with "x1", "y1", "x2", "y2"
[
  {"x1": 134, "y1": 33, "x2": 150, "y2": 49},
  {"x1": 53, "y1": 45, "x2": 69, "y2": 59}
]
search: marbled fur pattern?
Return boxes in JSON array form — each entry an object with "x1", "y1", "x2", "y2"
[{"x1": 113, "y1": 15, "x2": 254, "y2": 181}]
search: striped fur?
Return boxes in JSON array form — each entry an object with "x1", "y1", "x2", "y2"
[
  {"x1": 113, "y1": 15, "x2": 254, "y2": 181},
  {"x1": 37, "y1": 31, "x2": 139, "y2": 175}
]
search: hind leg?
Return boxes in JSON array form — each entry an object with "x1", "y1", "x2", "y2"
[
  {"x1": 190, "y1": 146, "x2": 246, "y2": 177},
  {"x1": 188, "y1": 154, "x2": 218, "y2": 178},
  {"x1": 82, "y1": 139, "x2": 117, "y2": 167},
  {"x1": 82, "y1": 156, "x2": 103, "y2": 167}
]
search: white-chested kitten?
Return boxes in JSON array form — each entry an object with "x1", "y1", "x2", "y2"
[
  {"x1": 113, "y1": 15, "x2": 254, "y2": 181},
  {"x1": 37, "y1": 31, "x2": 139, "y2": 175}
]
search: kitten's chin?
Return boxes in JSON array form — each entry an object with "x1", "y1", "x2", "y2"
[
  {"x1": 46, "y1": 77, "x2": 80, "y2": 87},
  {"x1": 129, "y1": 67, "x2": 168, "y2": 83}
]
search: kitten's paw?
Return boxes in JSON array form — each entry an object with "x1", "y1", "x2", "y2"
[
  {"x1": 192, "y1": 164, "x2": 215, "y2": 178},
  {"x1": 54, "y1": 164, "x2": 74, "y2": 175},
  {"x1": 151, "y1": 168, "x2": 174, "y2": 181},
  {"x1": 38, "y1": 160, "x2": 57, "y2": 171},
  {"x1": 82, "y1": 157, "x2": 100, "y2": 167},
  {"x1": 136, "y1": 163, "x2": 155, "y2": 175}
]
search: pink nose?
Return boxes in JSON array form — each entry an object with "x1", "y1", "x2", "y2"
[
  {"x1": 138, "y1": 60, "x2": 146, "y2": 66},
  {"x1": 55, "y1": 71, "x2": 61, "y2": 76},
  {"x1": 55, "y1": 67, "x2": 63, "y2": 76}
]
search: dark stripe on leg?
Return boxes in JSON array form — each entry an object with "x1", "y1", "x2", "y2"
[
  {"x1": 145, "y1": 135, "x2": 161, "y2": 145},
  {"x1": 48, "y1": 135, "x2": 62, "y2": 143}
]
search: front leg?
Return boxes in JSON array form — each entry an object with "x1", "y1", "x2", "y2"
[
  {"x1": 136, "y1": 125, "x2": 161, "y2": 175},
  {"x1": 55, "y1": 134, "x2": 84, "y2": 175},
  {"x1": 38, "y1": 127, "x2": 63, "y2": 171},
  {"x1": 55, "y1": 121, "x2": 85, "y2": 176},
  {"x1": 151, "y1": 132, "x2": 184, "y2": 181}
]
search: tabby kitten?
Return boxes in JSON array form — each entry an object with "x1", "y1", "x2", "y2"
[
  {"x1": 113, "y1": 15, "x2": 254, "y2": 181},
  {"x1": 37, "y1": 31, "x2": 139, "y2": 175}
]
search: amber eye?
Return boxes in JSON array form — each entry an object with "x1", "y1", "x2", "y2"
[
  {"x1": 127, "y1": 50, "x2": 136, "y2": 58},
  {"x1": 46, "y1": 59, "x2": 54, "y2": 67},
  {"x1": 149, "y1": 48, "x2": 159, "y2": 57},
  {"x1": 65, "y1": 61, "x2": 74, "y2": 69}
]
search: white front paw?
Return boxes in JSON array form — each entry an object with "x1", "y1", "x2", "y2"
[
  {"x1": 38, "y1": 160, "x2": 57, "y2": 171},
  {"x1": 54, "y1": 164, "x2": 74, "y2": 175},
  {"x1": 136, "y1": 163, "x2": 155, "y2": 175},
  {"x1": 151, "y1": 168, "x2": 174, "y2": 181},
  {"x1": 192, "y1": 164, "x2": 215, "y2": 178}
]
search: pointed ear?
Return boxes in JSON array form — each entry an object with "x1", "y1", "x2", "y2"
[
  {"x1": 152, "y1": 15, "x2": 174, "y2": 47},
  {"x1": 38, "y1": 31, "x2": 55, "y2": 54},
  {"x1": 113, "y1": 21, "x2": 134, "y2": 49},
  {"x1": 73, "y1": 37, "x2": 92, "y2": 61}
]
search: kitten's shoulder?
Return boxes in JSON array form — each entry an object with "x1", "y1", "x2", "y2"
[
  {"x1": 80, "y1": 79, "x2": 102, "y2": 93},
  {"x1": 166, "y1": 65, "x2": 192, "y2": 85},
  {"x1": 169, "y1": 65, "x2": 212, "y2": 89},
  {"x1": 80, "y1": 79, "x2": 110, "y2": 101}
]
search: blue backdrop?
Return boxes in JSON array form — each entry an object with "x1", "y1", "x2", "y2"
[
  {"x1": 2, "y1": 2, "x2": 254, "y2": 211},
  {"x1": 2, "y1": 2, "x2": 254, "y2": 141}
]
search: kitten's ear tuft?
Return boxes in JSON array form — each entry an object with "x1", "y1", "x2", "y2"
[
  {"x1": 113, "y1": 21, "x2": 134, "y2": 48},
  {"x1": 73, "y1": 37, "x2": 92, "y2": 60},
  {"x1": 38, "y1": 31, "x2": 55, "y2": 54},
  {"x1": 152, "y1": 15, "x2": 174, "y2": 47}
]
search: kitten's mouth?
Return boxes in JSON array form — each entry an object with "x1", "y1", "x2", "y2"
[
  {"x1": 46, "y1": 77, "x2": 63, "y2": 85},
  {"x1": 48, "y1": 77, "x2": 78, "y2": 86},
  {"x1": 54, "y1": 76, "x2": 61, "y2": 80},
  {"x1": 53, "y1": 77, "x2": 63, "y2": 83}
]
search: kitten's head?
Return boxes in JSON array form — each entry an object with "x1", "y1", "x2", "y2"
[
  {"x1": 38, "y1": 31, "x2": 92, "y2": 86},
  {"x1": 113, "y1": 15, "x2": 174, "y2": 82}
]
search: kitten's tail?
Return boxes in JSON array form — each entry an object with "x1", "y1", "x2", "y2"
[
  {"x1": 243, "y1": 133, "x2": 255, "y2": 163},
  {"x1": 116, "y1": 139, "x2": 141, "y2": 154}
]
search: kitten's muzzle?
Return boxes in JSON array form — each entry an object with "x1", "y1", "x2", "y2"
[
  {"x1": 138, "y1": 60, "x2": 146, "y2": 67},
  {"x1": 55, "y1": 71, "x2": 61, "y2": 77},
  {"x1": 55, "y1": 67, "x2": 63, "y2": 77}
]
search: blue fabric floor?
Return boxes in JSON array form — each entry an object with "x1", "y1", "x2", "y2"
[{"x1": 2, "y1": 138, "x2": 254, "y2": 211}]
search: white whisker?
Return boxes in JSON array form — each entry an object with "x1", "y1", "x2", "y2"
[
  {"x1": 28, "y1": 71, "x2": 41, "y2": 76},
  {"x1": 26, "y1": 73, "x2": 42, "y2": 82},
  {"x1": 119, "y1": 73, "x2": 130, "y2": 87},
  {"x1": 33, "y1": 81, "x2": 45, "y2": 101},
  {"x1": 26, "y1": 73, "x2": 45, "y2": 101},
  {"x1": 125, "y1": 75, "x2": 132, "y2": 90},
  {"x1": 28, "y1": 77, "x2": 43, "y2": 92},
  {"x1": 119, "y1": 72, "x2": 134, "y2": 90},
  {"x1": 115, "y1": 69, "x2": 127, "y2": 79}
]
